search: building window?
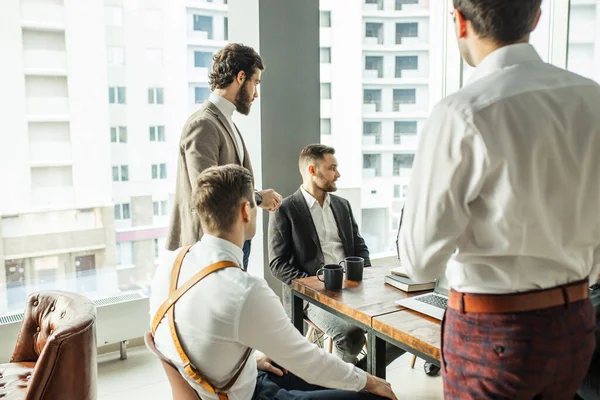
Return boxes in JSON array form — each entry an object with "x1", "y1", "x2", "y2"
[
  {"x1": 320, "y1": 11, "x2": 331, "y2": 28},
  {"x1": 363, "y1": 154, "x2": 382, "y2": 177},
  {"x1": 152, "y1": 163, "x2": 167, "y2": 180},
  {"x1": 108, "y1": 87, "x2": 126, "y2": 104},
  {"x1": 396, "y1": 23, "x2": 419, "y2": 44},
  {"x1": 320, "y1": 83, "x2": 331, "y2": 100},
  {"x1": 394, "y1": 184, "x2": 401, "y2": 198},
  {"x1": 153, "y1": 238, "x2": 160, "y2": 259},
  {"x1": 363, "y1": 121, "x2": 382, "y2": 144},
  {"x1": 195, "y1": 87, "x2": 211, "y2": 104},
  {"x1": 107, "y1": 47, "x2": 125, "y2": 66},
  {"x1": 365, "y1": 22, "x2": 384, "y2": 44},
  {"x1": 194, "y1": 51, "x2": 213, "y2": 68},
  {"x1": 393, "y1": 154, "x2": 415, "y2": 176},
  {"x1": 395, "y1": 0, "x2": 418, "y2": 10},
  {"x1": 149, "y1": 126, "x2": 166, "y2": 142},
  {"x1": 104, "y1": 6, "x2": 123, "y2": 26},
  {"x1": 114, "y1": 203, "x2": 131, "y2": 220},
  {"x1": 365, "y1": 0, "x2": 384, "y2": 11},
  {"x1": 393, "y1": 89, "x2": 416, "y2": 111},
  {"x1": 395, "y1": 56, "x2": 418, "y2": 77},
  {"x1": 321, "y1": 118, "x2": 331, "y2": 136},
  {"x1": 365, "y1": 56, "x2": 384, "y2": 78},
  {"x1": 148, "y1": 88, "x2": 164, "y2": 104},
  {"x1": 116, "y1": 242, "x2": 134, "y2": 267},
  {"x1": 224, "y1": 17, "x2": 228, "y2": 41},
  {"x1": 112, "y1": 165, "x2": 129, "y2": 182},
  {"x1": 110, "y1": 126, "x2": 128, "y2": 143},
  {"x1": 363, "y1": 89, "x2": 382, "y2": 112},
  {"x1": 320, "y1": 48, "x2": 331, "y2": 64},
  {"x1": 394, "y1": 121, "x2": 418, "y2": 144},
  {"x1": 193, "y1": 15, "x2": 214, "y2": 39},
  {"x1": 153, "y1": 200, "x2": 169, "y2": 216}
]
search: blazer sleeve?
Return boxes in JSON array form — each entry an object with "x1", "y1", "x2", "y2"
[
  {"x1": 181, "y1": 118, "x2": 221, "y2": 186},
  {"x1": 348, "y1": 201, "x2": 371, "y2": 266},
  {"x1": 268, "y1": 207, "x2": 309, "y2": 285}
]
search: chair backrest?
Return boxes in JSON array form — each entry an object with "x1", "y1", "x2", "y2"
[
  {"x1": 10, "y1": 291, "x2": 97, "y2": 400},
  {"x1": 144, "y1": 332, "x2": 201, "y2": 400}
]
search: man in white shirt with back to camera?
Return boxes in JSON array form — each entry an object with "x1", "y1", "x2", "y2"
[
  {"x1": 399, "y1": 0, "x2": 600, "y2": 399},
  {"x1": 150, "y1": 164, "x2": 396, "y2": 400}
]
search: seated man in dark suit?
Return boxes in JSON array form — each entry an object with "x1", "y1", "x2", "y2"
[
  {"x1": 269, "y1": 144, "x2": 402, "y2": 367},
  {"x1": 268, "y1": 144, "x2": 368, "y2": 364}
]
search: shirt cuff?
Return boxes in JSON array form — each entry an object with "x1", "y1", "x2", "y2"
[{"x1": 354, "y1": 368, "x2": 368, "y2": 391}]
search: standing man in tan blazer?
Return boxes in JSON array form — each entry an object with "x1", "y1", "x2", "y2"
[{"x1": 167, "y1": 43, "x2": 282, "y2": 270}]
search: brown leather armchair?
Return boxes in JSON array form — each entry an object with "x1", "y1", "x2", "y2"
[{"x1": 0, "y1": 291, "x2": 97, "y2": 399}]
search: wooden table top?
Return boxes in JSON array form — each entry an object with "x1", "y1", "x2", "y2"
[
  {"x1": 372, "y1": 309, "x2": 441, "y2": 361},
  {"x1": 291, "y1": 264, "x2": 429, "y2": 326}
]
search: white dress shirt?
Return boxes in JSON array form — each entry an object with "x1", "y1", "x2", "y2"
[
  {"x1": 400, "y1": 43, "x2": 600, "y2": 294},
  {"x1": 209, "y1": 93, "x2": 245, "y2": 163},
  {"x1": 300, "y1": 186, "x2": 346, "y2": 265},
  {"x1": 149, "y1": 235, "x2": 365, "y2": 400}
]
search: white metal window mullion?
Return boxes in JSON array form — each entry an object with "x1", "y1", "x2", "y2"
[{"x1": 548, "y1": 0, "x2": 571, "y2": 69}]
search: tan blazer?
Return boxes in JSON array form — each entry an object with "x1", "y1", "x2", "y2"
[{"x1": 166, "y1": 101, "x2": 254, "y2": 251}]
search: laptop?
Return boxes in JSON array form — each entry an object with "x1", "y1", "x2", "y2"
[{"x1": 394, "y1": 273, "x2": 449, "y2": 320}]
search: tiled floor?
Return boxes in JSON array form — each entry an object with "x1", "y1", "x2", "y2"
[{"x1": 98, "y1": 346, "x2": 443, "y2": 399}]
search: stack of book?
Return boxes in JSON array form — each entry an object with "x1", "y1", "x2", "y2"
[{"x1": 384, "y1": 266, "x2": 435, "y2": 293}]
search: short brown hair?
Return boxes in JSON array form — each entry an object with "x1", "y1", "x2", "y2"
[
  {"x1": 209, "y1": 43, "x2": 265, "y2": 91},
  {"x1": 299, "y1": 144, "x2": 336, "y2": 172},
  {"x1": 192, "y1": 165, "x2": 255, "y2": 233},
  {"x1": 453, "y1": 0, "x2": 542, "y2": 44}
]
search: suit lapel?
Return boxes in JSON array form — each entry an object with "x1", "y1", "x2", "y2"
[
  {"x1": 291, "y1": 190, "x2": 323, "y2": 256},
  {"x1": 330, "y1": 196, "x2": 351, "y2": 256},
  {"x1": 205, "y1": 101, "x2": 243, "y2": 164}
]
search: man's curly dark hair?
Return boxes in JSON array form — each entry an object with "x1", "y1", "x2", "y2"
[{"x1": 208, "y1": 43, "x2": 265, "y2": 91}]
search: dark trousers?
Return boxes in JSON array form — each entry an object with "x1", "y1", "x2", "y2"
[
  {"x1": 577, "y1": 351, "x2": 600, "y2": 400},
  {"x1": 442, "y1": 298, "x2": 596, "y2": 400},
  {"x1": 243, "y1": 240, "x2": 251, "y2": 271},
  {"x1": 252, "y1": 370, "x2": 387, "y2": 400}
]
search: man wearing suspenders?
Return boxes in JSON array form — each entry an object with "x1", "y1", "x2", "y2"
[{"x1": 150, "y1": 165, "x2": 397, "y2": 400}]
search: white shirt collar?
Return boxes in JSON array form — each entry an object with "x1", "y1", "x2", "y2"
[
  {"x1": 200, "y1": 234, "x2": 244, "y2": 266},
  {"x1": 468, "y1": 43, "x2": 543, "y2": 84},
  {"x1": 209, "y1": 93, "x2": 236, "y2": 120},
  {"x1": 300, "y1": 186, "x2": 330, "y2": 209}
]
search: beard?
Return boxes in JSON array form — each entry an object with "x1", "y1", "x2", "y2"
[
  {"x1": 315, "y1": 174, "x2": 337, "y2": 193},
  {"x1": 235, "y1": 81, "x2": 253, "y2": 115}
]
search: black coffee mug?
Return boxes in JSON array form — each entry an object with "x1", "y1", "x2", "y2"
[
  {"x1": 317, "y1": 264, "x2": 344, "y2": 291},
  {"x1": 340, "y1": 256, "x2": 364, "y2": 281}
]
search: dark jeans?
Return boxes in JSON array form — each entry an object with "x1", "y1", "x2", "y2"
[
  {"x1": 252, "y1": 370, "x2": 388, "y2": 400},
  {"x1": 243, "y1": 240, "x2": 251, "y2": 271}
]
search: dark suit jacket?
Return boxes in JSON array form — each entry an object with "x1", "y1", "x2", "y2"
[
  {"x1": 268, "y1": 189, "x2": 371, "y2": 285},
  {"x1": 167, "y1": 101, "x2": 254, "y2": 251}
]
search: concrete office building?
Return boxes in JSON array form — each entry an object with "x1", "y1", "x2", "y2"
[
  {"x1": 319, "y1": 0, "x2": 435, "y2": 255},
  {"x1": 0, "y1": 0, "x2": 116, "y2": 316},
  {"x1": 0, "y1": 0, "x2": 190, "y2": 316}
]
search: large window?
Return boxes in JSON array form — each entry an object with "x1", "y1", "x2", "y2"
[
  {"x1": 567, "y1": 1, "x2": 600, "y2": 84},
  {"x1": 320, "y1": 0, "x2": 443, "y2": 254},
  {"x1": 0, "y1": 2, "x2": 230, "y2": 318}
]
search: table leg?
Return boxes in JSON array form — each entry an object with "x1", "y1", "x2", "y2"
[
  {"x1": 368, "y1": 331, "x2": 386, "y2": 379},
  {"x1": 291, "y1": 290, "x2": 304, "y2": 333}
]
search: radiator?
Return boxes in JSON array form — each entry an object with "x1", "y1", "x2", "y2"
[{"x1": 0, "y1": 292, "x2": 149, "y2": 363}]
